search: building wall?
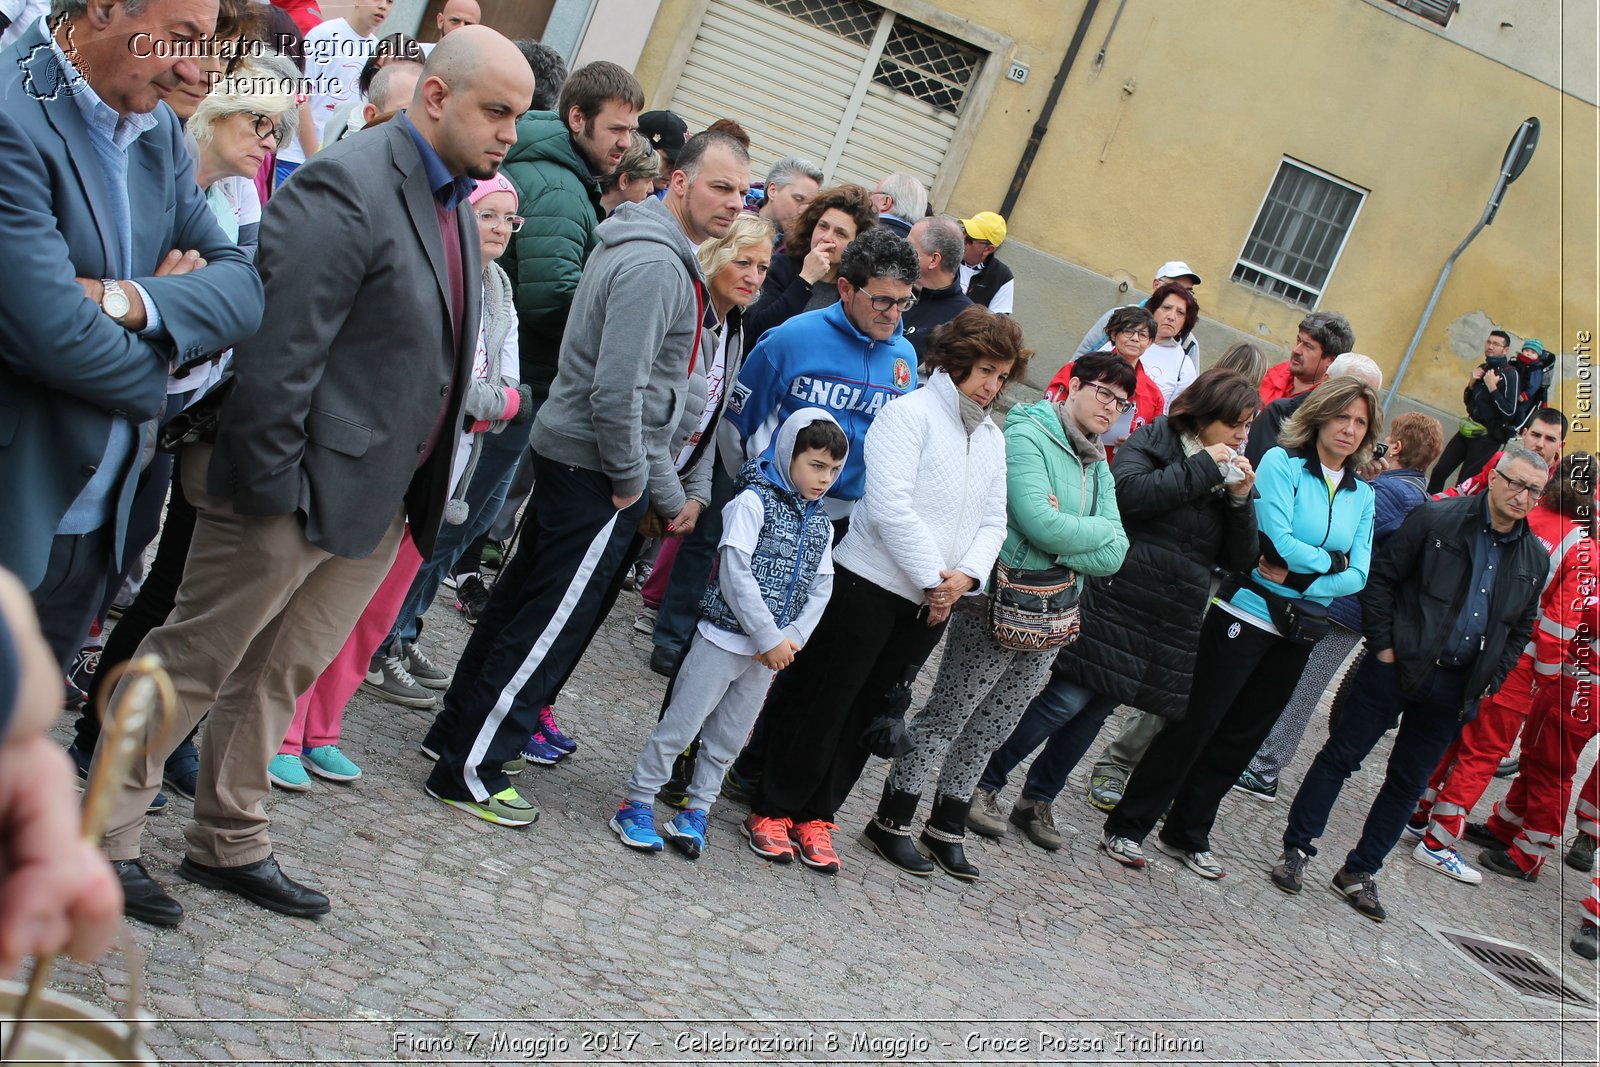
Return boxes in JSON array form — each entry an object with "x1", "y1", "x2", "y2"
[{"x1": 568, "y1": 0, "x2": 1599, "y2": 448}]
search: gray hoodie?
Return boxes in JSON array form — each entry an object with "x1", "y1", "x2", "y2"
[{"x1": 529, "y1": 196, "x2": 706, "y2": 518}]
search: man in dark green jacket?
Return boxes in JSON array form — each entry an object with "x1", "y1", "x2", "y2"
[{"x1": 499, "y1": 60, "x2": 643, "y2": 398}]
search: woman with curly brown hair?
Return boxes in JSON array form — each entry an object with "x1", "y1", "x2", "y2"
[{"x1": 747, "y1": 183, "x2": 877, "y2": 341}]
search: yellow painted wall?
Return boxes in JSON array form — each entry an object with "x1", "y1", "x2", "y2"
[{"x1": 633, "y1": 0, "x2": 1597, "y2": 450}]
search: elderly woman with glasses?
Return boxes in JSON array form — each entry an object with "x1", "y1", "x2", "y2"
[{"x1": 188, "y1": 53, "x2": 302, "y2": 259}]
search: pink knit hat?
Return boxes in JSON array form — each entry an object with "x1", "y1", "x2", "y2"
[{"x1": 468, "y1": 174, "x2": 517, "y2": 208}]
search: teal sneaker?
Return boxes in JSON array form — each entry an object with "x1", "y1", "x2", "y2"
[
  {"x1": 267, "y1": 754, "x2": 312, "y2": 791},
  {"x1": 610, "y1": 802, "x2": 664, "y2": 851},
  {"x1": 303, "y1": 745, "x2": 361, "y2": 782},
  {"x1": 427, "y1": 785, "x2": 539, "y2": 827},
  {"x1": 664, "y1": 808, "x2": 709, "y2": 860}
]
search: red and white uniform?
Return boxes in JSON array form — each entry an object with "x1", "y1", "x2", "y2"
[
  {"x1": 1482, "y1": 531, "x2": 1598, "y2": 873},
  {"x1": 1414, "y1": 504, "x2": 1581, "y2": 852},
  {"x1": 1436, "y1": 450, "x2": 1557, "y2": 500}
]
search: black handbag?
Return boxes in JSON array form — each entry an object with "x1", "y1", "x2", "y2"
[
  {"x1": 986, "y1": 469, "x2": 1099, "y2": 652},
  {"x1": 1243, "y1": 575, "x2": 1332, "y2": 646}
]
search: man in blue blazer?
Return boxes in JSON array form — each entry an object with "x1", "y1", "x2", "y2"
[{"x1": 0, "y1": 0, "x2": 264, "y2": 666}]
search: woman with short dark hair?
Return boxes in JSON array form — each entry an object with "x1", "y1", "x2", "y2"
[
  {"x1": 1044, "y1": 305, "x2": 1165, "y2": 461},
  {"x1": 861, "y1": 348, "x2": 1131, "y2": 879},
  {"x1": 1140, "y1": 282, "x2": 1201, "y2": 405},
  {"x1": 970, "y1": 367, "x2": 1260, "y2": 849}
]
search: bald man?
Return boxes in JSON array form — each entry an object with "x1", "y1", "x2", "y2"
[
  {"x1": 422, "y1": 0, "x2": 481, "y2": 55},
  {"x1": 97, "y1": 26, "x2": 534, "y2": 927}
]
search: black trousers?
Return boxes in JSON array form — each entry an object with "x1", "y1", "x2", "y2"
[
  {"x1": 1105, "y1": 609, "x2": 1313, "y2": 851},
  {"x1": 752, "y1": 568, "x2": 947, "y2": 824},
  {"x1": 1428, "y1": 431, "x2": 1501, "y2": 495},
  {"x1": 427, "y1": 457, "x2": 647, "y2": 802}
]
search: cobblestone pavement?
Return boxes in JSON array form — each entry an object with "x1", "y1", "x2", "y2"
[{"x1": 36, "y1": 579, "x2": 1600, "y2": 1064}]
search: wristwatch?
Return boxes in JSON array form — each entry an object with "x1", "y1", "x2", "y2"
[{"x1": 100, "y1": 278, "x2": 130, "y2": 323}]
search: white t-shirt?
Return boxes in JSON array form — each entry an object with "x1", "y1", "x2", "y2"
[
  {"x1": 280, "y1": 18, "x2": 376, "y2": 163},
  {"x1": 675, "y1": 324, "x2": 729, "y2": 470},
  {"x1": 1140, "y1": 339, "x2": 1196, "y2": 407}
]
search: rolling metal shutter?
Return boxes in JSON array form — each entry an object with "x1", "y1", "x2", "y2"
[{"x1": 667, "y1": 0, "x2": 983, "y2": 199}]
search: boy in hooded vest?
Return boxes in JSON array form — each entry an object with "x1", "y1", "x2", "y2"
[{"x1": 611, "y1": 409, "x2": 848, "y2": 858}]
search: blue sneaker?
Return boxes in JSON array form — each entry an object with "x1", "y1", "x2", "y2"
[
  {"x1": 537, "y1": 706, "x2": 578, "y2": 754},
  {"x1": 520, "y1": 733, "x2": 565, "y2": 766},
  {"x1": 610, "y1": 802, "x2": 663, "y2": 851},
  {"x1": 267, "y1": 753, "x2": 313, "y2": 791},
  {"x1": 663, "y1": 808, "x2": 709, "y2": 860},
  {"x1": 304, "y1": 745, "x2": 362, "y2": 782},
  {"x1": 163, "y1": 739, "x2": 200, "y2": 800}
]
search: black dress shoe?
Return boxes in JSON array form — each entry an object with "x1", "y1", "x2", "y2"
[
  {"x1": 1461, "y1": 822, "x2": 1505, "y2": 849},
  {"x1": 1478, "y1": 847, "x2": 1539, "y2": 882},
  {"x1": 649, "y1": 645, "x2": 683, "y2": 677},
  {"x1": 179, "y1": 854, "x2": 331, "y2": 917},
  {"x1": 113, "y1": 859, "x2": 184, "y2": 927}
]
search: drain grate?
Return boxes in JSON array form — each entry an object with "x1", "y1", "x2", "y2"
[{"x1": 1427, "y1": 924, "x2": 1593, "y2": 1005}]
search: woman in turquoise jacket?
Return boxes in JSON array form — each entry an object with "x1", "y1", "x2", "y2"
[
  {"x1": 861, "y1": 352, "x2": 1131, "y2": 881},
  {"x1": 1102, "y1": 375, "x2": 1380, "y2": 879}
]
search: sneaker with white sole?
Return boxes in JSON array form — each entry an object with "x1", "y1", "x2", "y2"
[
  {"x1": 664, "y1": 808, "x2": 709, "y2": 859},
  {"x1": 360, "y1": 652, "x2": 436, "y2": 709},
  {"x1": 1100, "y1": 832, "x2": 1147, "y2": 868},
  {"x1": 520, "y1": 734, "x2": 565, "y2": 766},
  {"x1": 1155, "y1": 839, "x2": 1226, "y2": 879},
  {"x1": 633, "y1": 606, "x2": 657, "y2": 634},
  {"x1": 268, "y1": 753, "x2": 313, "y2": 791},
  {"x1": 610, "y1": 802, "x2": 663, "y2": 851},
  {"x1": 1411, "y1": 840, "x2": 1483, "y2": 884},
  {"x1": 428, "y1": 784, "x2": 538, "y2": 827},
  {"x1": 303, "y1": 745, "x2": 361, "y2": 782},
  {"x1": 403, "y1": 642, "x2": 451, "y2": 690},
  {"x1": 1232, "y1": 767, "x2": 1277, "y2": 802},
  {"x1": 454, "y1": 575, "x2": 492, "y2": 623}
]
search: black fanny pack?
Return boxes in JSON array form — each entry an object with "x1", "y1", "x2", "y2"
[{"x1": 1237, "y1": 575, "x2": 1332, "y2": 646}]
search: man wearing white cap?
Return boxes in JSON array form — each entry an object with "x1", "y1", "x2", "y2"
[
  {"x1": 957, "y1": 211, "x2": 1015, "y2": 314},
  {"x1": 1072, "y1": 259, "x2": 1202, "y2": 364}
]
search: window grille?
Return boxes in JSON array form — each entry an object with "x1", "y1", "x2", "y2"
[
  {"x1": 757, "y1": 0, "x2": 879, "y2": 44},
  {"x1": 872, "y1": 19, "x2": 982, "y2": 114},
  {"x1": 1386, "y1": 0, "x2": 1458, "y2": 27},
  {"x1": 1231, "y1": 160, "x2": 1366, "y2": 309}
]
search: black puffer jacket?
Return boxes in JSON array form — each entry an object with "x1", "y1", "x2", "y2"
[{"x1": 1056, "y1": 417, "x2": 1259, "y2": 718}]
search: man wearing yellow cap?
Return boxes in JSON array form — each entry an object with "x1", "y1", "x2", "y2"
[{"x1": 958, "y1": 211, "x2": 1014, "y2": 315}]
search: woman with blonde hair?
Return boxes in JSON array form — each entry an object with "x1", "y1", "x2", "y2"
[
  {"x1": 600, "y1": 132, "x2": 664, "y2": 215},
  {"x1": 1101, "y1": 375, "x2": 1379, "y2": 879}
]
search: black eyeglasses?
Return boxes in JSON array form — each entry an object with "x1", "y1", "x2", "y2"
[
  {"x1": 247, "y1": 112, "x2": 286, "y2": 146},
  {"x1": 859, "y1": 292, "x2": 917, "y2": 313},
  {"x1": 1494, "y1": 470, "x2": 1546, "y2": 499},
  {"x1": 1085, "y1": 383, "x2": 1134, "y2": 413}
]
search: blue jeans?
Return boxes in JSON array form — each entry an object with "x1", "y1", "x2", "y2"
[
  {"x1": 380, "y1": 421, "x2": 532, "y2": 655},
  {"x1": 651, "y1": 462, "x2": 737, "y2": 654},
  {"x1": 1283, "y1": 654, "x2": 1469, "y2": 876},
  {"x1": 977, "y1": 673, "x2": 1119, "y2": 803}
]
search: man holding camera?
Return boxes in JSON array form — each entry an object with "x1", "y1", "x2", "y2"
[{"x1": 1429, "y1": 332, "x2": 1555, "y2": 494}]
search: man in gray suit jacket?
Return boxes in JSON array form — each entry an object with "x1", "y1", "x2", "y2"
[
  {"x1": 0, "y1": 0, "x2": 264, "y2": 665},
  {"x1": 97, "y1": 26, "x2": 535, "y2": 926}
]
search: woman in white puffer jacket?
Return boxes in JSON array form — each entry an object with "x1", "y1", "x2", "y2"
[{"x1": 738, "y1": 307, "x2": 1020, "y2": 874}]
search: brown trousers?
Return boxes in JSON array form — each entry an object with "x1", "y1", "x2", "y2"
[{"x1": 98, "y1": 444, "x2": 404, "y2": 865}]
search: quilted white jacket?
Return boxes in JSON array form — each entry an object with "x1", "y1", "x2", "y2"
[{"x1": 833, "y1": 370, "x2": 1008, "y2": 604}]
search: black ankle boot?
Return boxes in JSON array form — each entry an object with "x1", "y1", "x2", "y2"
[
  {"x1": 920, "y1": 794, "x2": 980, "y2": 881},
  {"x1": 859, "y1": 784, "x2": 933, "y2": 875}
]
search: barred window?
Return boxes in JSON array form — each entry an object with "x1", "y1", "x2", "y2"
[
  {"x1": 1385, "y1": 0, "x2": 1458, "y2": 27},
  {"x1": 757, "y1": 0, "x2": 879, "y2": 45},
  {"x1": 872, "y1": 20, "x2": 983, "y2": 115},
  {"x1": 1231, "y1": 160, "x2": 1366, "y2": 309}
]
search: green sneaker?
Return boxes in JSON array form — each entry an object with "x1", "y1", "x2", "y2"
[
  {"x1": 502, "y1": 756, "x2": 529, "y2": 776},
  {"x1": 267, "y1": 753, "x2": 312, "y2": 791},
  {"x1": 1087, "y1": 774, "x2": 1123, "y2": 812},
  {"x1": 303, "y1": 745, "x2": 361, "y2": 782},
  {"x1": 427, "y1": 785, "x2": 539, "y2": 827}
]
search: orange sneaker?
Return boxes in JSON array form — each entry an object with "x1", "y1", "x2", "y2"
[
  {"x1": 742, "y1": 813, "x2": 795, "y2": 862},
  {"x1": 790, "y1": 819, "x2": 841, "y2": 873}
]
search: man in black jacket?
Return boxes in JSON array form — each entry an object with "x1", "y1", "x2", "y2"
[{"x1": 1270, "y1": 445, "x2": 1550, "y2": 921}]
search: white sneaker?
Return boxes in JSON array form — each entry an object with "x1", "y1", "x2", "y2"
[
  {"x1": 1411, "y1": 840, "x2": 1483, "y2": 885},
  {"x1": 1100, "y1": 832, "x2": 1147, "y2": 868},
  {"x1": 633, "y1": 607, "x2": 657, "y2": 634},
  {"x1": 1155, "y1": 839, "x2": 1226, "y2": 879}
]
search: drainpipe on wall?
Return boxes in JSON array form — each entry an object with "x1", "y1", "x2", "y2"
[{"x1": 999, "y1": 0, "x2": 1102, "y2": 220}]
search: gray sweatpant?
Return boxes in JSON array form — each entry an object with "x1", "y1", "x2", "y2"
[
  {"x1": 1247, "y1": 623, "x2": 1364, "y2": 783},
  {"x1": 625, "y1": 632, "x2": 771, "y2": 811},
  {"x1": 1090, "y1": 710, "x2": 1165, "y2": 784}
]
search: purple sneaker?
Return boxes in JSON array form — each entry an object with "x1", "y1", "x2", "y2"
[
  {"x1": 537, "y1": 706, "x2": 577, "y2": 755},
  {"x1": 520, "y1": 733, "x2": 566, "y2": 766}
]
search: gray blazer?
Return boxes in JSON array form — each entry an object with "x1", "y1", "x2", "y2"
[
  {"x1": 0, "y1": 22, "x2": 264, "y2": 587},
  {"x1": 208, "y1": 119, "x2": 481, "y2": 559}
]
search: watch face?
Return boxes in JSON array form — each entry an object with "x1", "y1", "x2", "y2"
[{"x1": 103, "y1": 287, "x2": 130, "y2": 318}]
